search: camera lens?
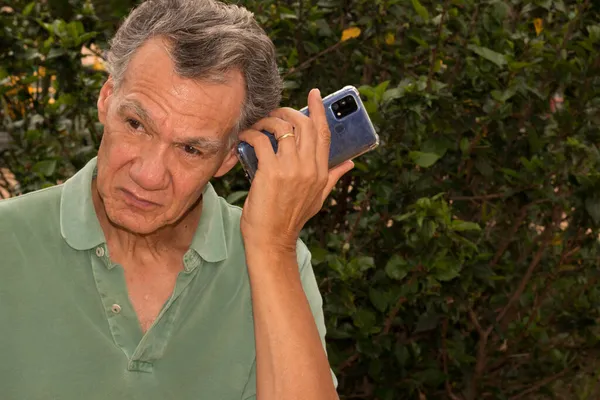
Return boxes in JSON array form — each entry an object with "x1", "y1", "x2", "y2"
[{"x1": 332, "y1": 95, "x2": 358, "y2": 119}]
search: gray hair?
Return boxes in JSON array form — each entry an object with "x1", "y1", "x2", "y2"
[{"x1": 106, "y1": 0, "x2": 283, "y2": 142}]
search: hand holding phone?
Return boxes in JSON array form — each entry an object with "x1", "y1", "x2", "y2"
[
  {"x1": 238, "y1": 89, "x2": 356, "y2": 251},
  {"x1": 237, "y1": 86, "x2": 379, "y2": 182}
]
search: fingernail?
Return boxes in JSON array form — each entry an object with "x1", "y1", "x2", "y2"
[{"x1": 315, "y1": 88, "x2": 321, "y2": 99}]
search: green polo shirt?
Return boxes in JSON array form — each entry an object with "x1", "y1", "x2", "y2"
[{"x1": 0, "y1": 157, "x2": 335, "y2": 400}]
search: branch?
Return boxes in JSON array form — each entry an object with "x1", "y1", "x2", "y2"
[
  {"x1": 508, "y1": 368, "x2": 570, "y2": 400},
  {"x1": 426, "y1": 0, "x2": 450, "y2": 92},
  {"x1": 383, "y1": 295, "x2": 408, "y2": 334},
  {"x1": 496, "y1": 207, "x2": 561, "y2": 323},
  {"x1": 283, "y1": 42, "x2": 343, "y2": 78},
  {"x1": 450, "y1": 192, "x2": 510, "y2": 201},
  {"x1": 441, "y1": 319, "x2": 464, "y2": 400},
  {"x1": 342, "y1": 191, "x2": 372, "y2": 251},
  {"x1": 338, "y1": 352, "x2": 360, "y2": 372},
  {"x1": 447, "y1": 4, "x2": 479, "y2": 88},
  {"x1": 450, "y1": 187, "x2": 542, "y2": 202},
  {"x1": 467, "y1": 308, "x2": 493, "y2": 400},
  {"x1": 488, "y1": 206, "x2": 528, "y2": 266},
  {"x1": 556, "y1": 0, "x2": 591, "y2": 57}
]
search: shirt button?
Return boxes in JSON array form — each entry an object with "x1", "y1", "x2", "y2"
[
  {"x1": 111, "y1": 304, "x2": 121, "y2": 314},
  {"x1": 95, "y1": 246, "x2": 105, "y2": 257}
]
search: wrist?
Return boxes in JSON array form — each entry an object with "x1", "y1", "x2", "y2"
[{"x1": 242, "y1": 235, "x2": 298, "y2": 259}]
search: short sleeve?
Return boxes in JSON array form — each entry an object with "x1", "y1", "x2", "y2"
[
  {"x1": 241, "y1": 359, "x2": 257, "y2": 400},
  {"x1": 297, "y1": 242, "x2": 339, "y2": 389}
]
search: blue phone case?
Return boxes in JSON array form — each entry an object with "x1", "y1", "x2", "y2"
[{"x1": 236, "y1": 85, "x2": 379, "y2": 181}]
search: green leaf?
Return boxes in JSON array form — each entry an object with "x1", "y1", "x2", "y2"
[
  {"x1": 434, "y1": 267, "x2": 460, "y2": 282},
  {"x1": 315, "y1": 19, "x2": 332, "y2": 37},
  {"x1": 358, "y1": 85, "x2": 376, "y2": 100},
  {"x1": 283, "y1": 80, "x2": 300, "y2": 90},
  {"x1": 226, "y1": 191, "x2": 248, "y2": 205},
  {"x1": 585, "y1": 197, "x2": 600, "y2": 224},
  {"x1": 369, "y1": 287, "x2": 389, "y2": 312},
  {"x1": 382, "y1": 88, "x2": 404, "y2": 103},
  {"x1": 353, "y1": 308, "x2": 376, "y2": 331},
  {"x1": 588, "y1": 25, "x2": 600, "y2": 43},
  {"x1": 409, "y1": 151, "x2": 441, "y2": 168},
  {"x1": 47, "y1": 48, "x2": 67, "y2": 59},
  {"x1": 32, "y1": 160, "x2": 57, "y2": 177},
  {"x1": 309, "y1": 247, "x2": 328, "y2": 265},
  {"x1": 374, "y1": 80, "x2": 391, "y2": 101},
  {"x1": 348, "y1": 256, "x2": 375, "y2": 274},
  {"x1": 385, "y1": 254, "x2": 409, "y2": 280},
  {"x1": 409, "y1": 35, "x2": 429, "y2": 48},
  {"x1": 460, "y1": 137, "x2": 470, "y2": 155},
  {"x1": 474, "y1": 158, "x2": 494, "y2": 177},
  {"x1": 394, "y1": 211, "x2": 416, "y2": 222},
  {"x1": 467, "y1": 44, "x2": 507, "y2": 67},
  {"x1": 451, "y1": 220, "x2": 481, "y2": 231},
  {"x1": 395, "y1": 344, "x2": 410, "y2": 366},
  {"x1": 22, "y1": 2, "x2": 36, "y2": 16},
  {"x1": 414, "y1": 313, "x2": 440, "y2": 333},
  {"x1": 411, "y1": 0, "x2": 430, "y2": 21}
]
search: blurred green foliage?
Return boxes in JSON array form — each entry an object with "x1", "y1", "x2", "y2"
[{"x1": 2, "y1": 0, "x2": 600, "y2": 399}]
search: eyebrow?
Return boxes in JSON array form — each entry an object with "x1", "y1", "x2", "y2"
[
  {"x1": 117, "y1": 99, "x2": 159, "y2": 133},
  {"x1": 117, "y1": 99, "x2": 226, "y2": 153},
  {"x1": 175, "y1": 136, "x2": 224, "y2": 154}
]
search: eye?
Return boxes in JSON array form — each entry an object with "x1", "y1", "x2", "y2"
[
  {"x1": 182, "y1": 144, "x2": 202, "y2": 157},
  {"x1": 125, "y1": 118, "x2": 144, "y2": 132}
]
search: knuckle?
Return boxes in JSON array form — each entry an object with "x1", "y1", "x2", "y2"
[
  {"x1": 282, "y1": 121, "x2": 294, "y2": 134},
  {"x1": 301, "y1": 167, "x2": 315, "y2": 181},
  {"x1": 319, "y1": 125, "x2": 332, "y2": 142},
  {"x1": 257, "y1": 135, "x2": 271, "y2": 146}
]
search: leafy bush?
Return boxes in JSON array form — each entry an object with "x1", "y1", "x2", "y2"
[{"x1": 2, "y1": 0, "x2": 600, "y2": 399}]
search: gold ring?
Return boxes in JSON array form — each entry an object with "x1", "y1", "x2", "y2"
[{"x1": 277, "y1": 133, "x2": 295, "y2": 142}]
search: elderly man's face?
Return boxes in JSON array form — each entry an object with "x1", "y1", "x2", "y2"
[{"x1": 95, "y1": 38, "x2": 243, "y2": 234}]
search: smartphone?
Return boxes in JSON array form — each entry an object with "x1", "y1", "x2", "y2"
[{"x1": 236, "y1": 85, "x2": 379, "y2": 181}]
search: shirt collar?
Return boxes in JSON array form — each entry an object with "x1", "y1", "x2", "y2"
[{"x1": 60, "y1": 157, "x2": 228, "y2": 263}]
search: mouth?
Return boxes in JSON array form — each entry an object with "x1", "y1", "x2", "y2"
[{"x1": 120, "y1": 189, "x2": 161, "y2": 210}]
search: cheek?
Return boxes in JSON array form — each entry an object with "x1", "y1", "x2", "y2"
[
  {"x1": 170, "y1": 170, "x2": 207, "y2": 205},
  {"x1": 97, "y1": 129, "x2": 137, "y2": 186}
]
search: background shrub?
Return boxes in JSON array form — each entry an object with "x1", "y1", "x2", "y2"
[{"x1": 2, "y1": 1, "x2": 600, "y2": 399}]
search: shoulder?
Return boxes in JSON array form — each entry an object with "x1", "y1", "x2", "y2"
[
  {"x1": 0, "y1": 184, "x2": 63, "y2": 244},
  {"x1": 0, "y1": 184, "x2": 63, "y2": 217}
]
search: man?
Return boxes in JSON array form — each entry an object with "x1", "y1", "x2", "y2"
[{"x1": 0, "y1": 0, "x2": 354, "y2": 399}]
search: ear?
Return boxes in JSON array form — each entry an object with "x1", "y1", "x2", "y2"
[
  {"x1": 97, "y1": 77, "x2": 115, "y2": 125},
  {"x1": 213, "y1": 146, "x2": 239, "y2": 178}
]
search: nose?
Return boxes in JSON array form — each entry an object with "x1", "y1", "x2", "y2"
[{"x1": 129, "y1": 146, "x2": 169, "y2": 191}]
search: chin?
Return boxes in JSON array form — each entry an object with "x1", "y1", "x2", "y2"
[{"x1": 104, "y1": 204, "x2": 167, "y2": 235}]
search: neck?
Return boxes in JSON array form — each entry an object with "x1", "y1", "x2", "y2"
[{"x1": 91, "y1": 180, "x2": 202, "y2": 265}]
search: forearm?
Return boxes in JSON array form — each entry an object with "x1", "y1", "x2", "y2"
[{"x1": 245, "y1": 246, "x2": 338, "y2": 400}]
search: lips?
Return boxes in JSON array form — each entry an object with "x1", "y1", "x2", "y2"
[{"x1": 120, "y1": 188, "x2": 161, "y2": 210}]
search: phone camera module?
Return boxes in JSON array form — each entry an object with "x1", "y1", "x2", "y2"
[{"x1": 331, "y1": 95, "x2": 358, "y2": 119}]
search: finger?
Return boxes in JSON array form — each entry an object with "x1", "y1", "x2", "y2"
[
  {"x1": 251, "y1": 116, "x2": 298, "y2": 156},
  {"x1": 307, "y1": 88, "x2": 331, "y2": 174},
  {"x1": 238, "y1": 129, "x2": 277, "y2": 166},
  {"x1": 320, "y1": 160, "x2": 354, "y2": 204},
  {"x1": 269, "y1": 108, "x2": 316, "y2": 156}
]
